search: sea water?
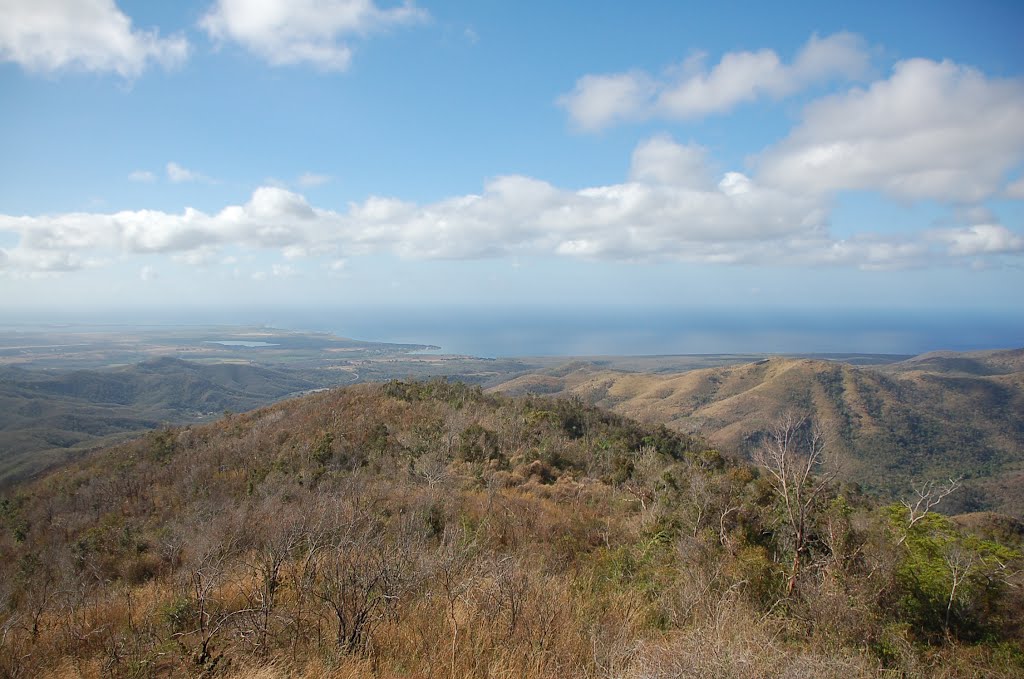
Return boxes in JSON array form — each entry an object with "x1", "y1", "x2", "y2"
[{"x1": 7, "y1": 305, "x2": 1017, "y2": 358}]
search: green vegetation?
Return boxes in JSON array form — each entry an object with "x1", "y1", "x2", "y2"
[
  {"x1": 1, "y1": 380, "x2": 1021, "y2": 678},
  {"x1": 889, "y1": 508, "x2": 1020, "y2": 642}
]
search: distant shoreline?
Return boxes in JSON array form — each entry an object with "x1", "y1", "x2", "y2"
[{"x1": 1, "y1": 305, "x2": 1019, "y2": 358}]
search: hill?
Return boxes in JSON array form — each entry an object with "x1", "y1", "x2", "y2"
[
  {"x1": 0, "y1": 358, "x2": 327, "y2": 485},
  {"x1": 886, "y1": 348, "x2": 1024, "y2": 377},
  {"x1": 492, "y1": 350, "x2": 1024, "y2": 517},
  {"x1": 1, "y1": 380, "x2": 1021, "y2": 678},
  {"x1": 0, "y1": 341, "x2": 536, "y2": 488}
]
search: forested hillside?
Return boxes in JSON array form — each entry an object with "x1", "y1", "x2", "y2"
[
  {"x1": 493, "y1": 351, "x2": 1024, "y2": 517},
  {"x1": 1, "y1": 381, "x2": 1021, "y2": 678},
  {"x1": 0, "y1": 358, "x2": 325, "y2": 486},
  {"x1": 0, "y1": 346, "x2": 532, "y2": 487}
]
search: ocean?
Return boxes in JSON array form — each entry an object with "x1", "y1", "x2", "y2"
[{"x1": 6, "y1": 305, "x2": 1019, "y2": 358}]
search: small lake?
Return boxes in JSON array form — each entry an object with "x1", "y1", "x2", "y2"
[{"x1": 204, "y1": 340, "x2": 280, "y2": 347}]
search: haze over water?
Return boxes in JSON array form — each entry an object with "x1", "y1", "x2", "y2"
[{"x1": 5, "y1": 306, "x2": 1021, "y2": 359}]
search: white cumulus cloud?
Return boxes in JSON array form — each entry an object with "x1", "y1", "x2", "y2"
[
  {"x1": 629, "y1": 135, "x2": 714, "y2": 189},
  {"x1": 1, "y1": 137, "x2": 1020, "y2": 276},
  {"x1": 558, "y1": 70, "x2": 657, "y2": 132},
  {"x1": 172, "y1": 246, "x2": 221, "y2": 267},
  {"x1": 0, "y1": 0, "x2": 188, "y2": 77},
  {"x1": 929, "y1": 224, "x2": 1024, "y2": 256},
  {"x1": 559, "y1": 32, "x2": 869, "y2": 131},
  {"x1": 0, "y1": 138, "x2": 828, "y2": 270},
  {"x1": 757, "y1": 58, "x2": 1024, "y2": 202},
  {"x1": 200, "y1": 0, "x2": 428, "y2": 71}
]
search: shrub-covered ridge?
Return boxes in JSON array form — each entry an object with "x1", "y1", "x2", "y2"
[{"x1": 1, "y1": 379, "x2": 1021, "y2": 678}]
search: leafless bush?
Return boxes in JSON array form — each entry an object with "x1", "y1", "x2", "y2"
[
  {"x1": 307, "y1": 510, "x2": 414, "y2": 656},
  {"x1": 753, "y1": 413, "x2": 837, "y2": 595}
]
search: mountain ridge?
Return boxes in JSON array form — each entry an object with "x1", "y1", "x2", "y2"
[
  {"x1": 491, "y1": 349, "x2": 1024, "y2": 517},
  {"x1": 1, "y1": 379, "x2": 1020, "y2": 678}
]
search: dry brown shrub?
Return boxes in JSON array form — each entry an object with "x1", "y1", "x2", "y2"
[{"x1": 623, "y1": 598, "x2": 882, "y2": 679}]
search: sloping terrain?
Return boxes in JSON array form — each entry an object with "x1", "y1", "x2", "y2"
[
  {"x1": 1, "y1": 380, "x2": 1020, "y2": 678},
  {"x1": 0, "y1": 348, "x2": 537, "y2": 486},
  {"x1": 0, "y1": 358, "x2": 326, "y2": 484},
  {"x1": 493, "y1": 350, "x2": 1024, "y2": 517},
  {"x1": 886, "y1": 348, "x2": 1024, "y2": 377}
]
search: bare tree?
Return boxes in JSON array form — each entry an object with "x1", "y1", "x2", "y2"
[
  {"x1": 237, "y1": 502, "x2": 306, "y2": 656},
  {"x1": 752, "y1": 413, "x2": 837, "y2": 596},
  {"x1": 941, "y1": 542, "x2": 976, "y2": 634},
  {"x1": 310, "y1": 518, "x2": 409, "y2": 654},
  {"x1": 411, "y1": 448, "x2": 451, "y2": 488},
  {"x1": 181, "y1": 550, "x2": 236, "y2": 671},
  {"x1": 896, "y1": 477, "x2": 962, "y2": 545},
  {"x1": 622, "y1": 446, "x2": 663, "y2": 515},
  {"x1": 434, "y1": 526, "x2": 478, "y2": 679}
]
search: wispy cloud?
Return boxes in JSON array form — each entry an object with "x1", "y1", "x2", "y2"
[
  {"x1": 128, "y1": 169, "x2": 156, "y2": 183},
  {"x1": 166, "y1": 161, "x2": 210, "y2": 184},
  {"x1": 1006, "y1": 176, "x2": 1024, "y2": 199},
  {"x1": 297, "y1": 172, "x2": 331, "y2": 187}
]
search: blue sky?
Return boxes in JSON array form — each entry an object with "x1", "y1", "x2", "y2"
[{"x1": 0, "y1": 0, "x2": 1022, "y2": 314}]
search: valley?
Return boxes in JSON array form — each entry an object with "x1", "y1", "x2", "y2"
[
  {"x1": 0, "y1": 325, "x2": 527, "y2": 484},
  {"x1": 2, "y1": 325, "x2": 1020, "y2": 519}
]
